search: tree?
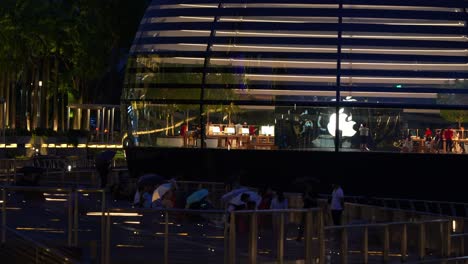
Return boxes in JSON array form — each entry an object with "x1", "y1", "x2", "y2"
[
  {"x1": 439, "y1": 80, "x2": 468, "y2": 128},
  {"x1": 0, "y1": 0, "x2": 149, "y2": 132}
]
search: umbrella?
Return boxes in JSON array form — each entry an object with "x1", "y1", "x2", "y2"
[
  {"x1": 151, "y1": 183, "x2": 172, "y2": 202},
  {"x1": 138, "y1": 173, "x2": 165, "y2": 188},
  {"x1": 221, "y1": 187, "x2": 249, "y2": 203},
  {"x1": 243, "y1": 191, "x2": 261, "y2": 207},
  {"x1": 229, "y1": 191, "x2": 261, "y2": 207},
  {"x1": 186, "y1": 189, "x2": 209, "y2": 206},
  {"x1": 96, "y1": 150, "x2": 116, "y2": 162}
]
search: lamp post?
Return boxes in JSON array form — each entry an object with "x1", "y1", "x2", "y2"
[{"x1": 38, "y1": 81, "x2": 42, "y2": 128}]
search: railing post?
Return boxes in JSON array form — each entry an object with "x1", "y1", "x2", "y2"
[
  {"x1": 460, "y1": 221, "x2": 465, "y2": 257},
  {"x1": 318, "y1": 210, "x2": 325, "y2": 264},
  {"x1": 401, "y1": 224, "x2": 407, "y2": 262},
  {"x1": 341, "y1": 227, "x2": 348, "y2": 264},
  {"x1": 164, "y1": 210, "x2": 169, "y2": 264},
  {"x1": 440, "y1": 221, "x2": 446, "y2": 257},
  {"x1": 67, "y1": 189, "x2": 73, "y2": 247},
  {"x1": 106, "y1": 209, "x2": 110, "y2": 264},
  {"x1": 445, "y1": 221, "x2": 451, "y2": 257},
  {"x1": 383, "y1": 225, "x2": 389, "y2": 263},
  {"x1": 305, "y1": 210, "x2": 313, "y2": 264},
  {"x1": 277, "y1": 212, "x2": 285, "y2": 264},
  {"x1": 249, "y1": 212, "x2": 258, "y2": 264},
  {"x1": 2, "y1": 187, "x2": 5, "y2": 243},
  {"x1": 224, "y1": 213, "x2": 229, "y2": 264},
  {"x1": 363, "y1": 226, "x2": 368, "y2": 264},
  {"x1": 419, "y1": 222, "x2": 426, "y2": 260},
  {"x1": 229, "y1": 212, "x2": 236, "y2": 264},
  {"x1": 101, "y1": 191, "x2": 106, "y2": 264},
  {"x1": 74, "y1": 190, "x2": 79, "y2": 246}
]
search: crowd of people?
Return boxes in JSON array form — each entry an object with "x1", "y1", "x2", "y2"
[
  {"x1": 132, "y1": 175, "x2": 346, "y2": 239},
  {"x1": 401, "y1": 127, "x2": 466, "y2": 153}
]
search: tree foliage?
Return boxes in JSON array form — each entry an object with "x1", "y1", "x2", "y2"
[
  {"x1": 439, "y1": 80, "x2": 468, "y2": 128},
  {"x1": 0, "y1": 0, "x2": 149, "y2": 131}
]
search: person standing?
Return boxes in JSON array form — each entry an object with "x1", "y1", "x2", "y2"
[
  {"x1": 359, "y1": 123, "x2": 370, "y2": 151},
  {"x1": 296, "y1": 185, "x2": 318, "y2": 241},
  {"x1": 445, "y1": 127, "x2": 454, "y2": 153},
  {"x1": 424, "y1": 127, "x2": 432, "y2": 141},
  {"x1": 330, "y1": 184, "x2": 344, "y2": 225}
]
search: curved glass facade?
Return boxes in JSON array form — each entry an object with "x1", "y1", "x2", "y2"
[{"x1": 123, "y1": 0, "x2": 468, "y2": 153}]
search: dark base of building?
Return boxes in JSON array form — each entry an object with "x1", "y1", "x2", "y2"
[{"x1": 125, "y1": 147, "x2": 465, "y2": 202}]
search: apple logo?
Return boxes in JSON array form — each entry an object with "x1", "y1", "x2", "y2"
[{"x1": 327, "y1": 108, "x2": 357, "y2": 137}]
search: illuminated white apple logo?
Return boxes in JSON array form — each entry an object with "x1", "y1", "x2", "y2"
[{"x1": 327, "y1": 108, "x2": 356, "y2": 137}]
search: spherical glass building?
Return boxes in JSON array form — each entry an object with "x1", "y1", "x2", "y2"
[{"x1": 123, "y1": 0, "x2": 468, "y2": 153}]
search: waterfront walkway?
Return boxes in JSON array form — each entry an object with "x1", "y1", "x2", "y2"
[{"x1": 0, "y1": 160, "x2": 467, "y2": 263}]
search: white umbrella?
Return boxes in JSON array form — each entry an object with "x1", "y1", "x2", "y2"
[{"x1": 152, "y1": 183, "x2": 172, "y2": 202}]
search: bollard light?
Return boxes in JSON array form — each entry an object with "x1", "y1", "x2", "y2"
[{"x1": 67, "y1": 165, "x2": 72, "y2": 172}]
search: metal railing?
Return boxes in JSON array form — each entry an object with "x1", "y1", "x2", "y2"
[
  {"x1": 320, "y1": 194, "x2": 468, "y2": 218},
  {"x1": 1, "y1": 226, "x2": 79, "y2": 264},
  {"x1": 0, "y1": 181, "x2": 467, "y2": 263},
  {"x1": 103, "y1": 206, "x2": 466, "y2": 264},
  {"x1": 0, "y1": 186, "x2": 106, "y2": 263}
]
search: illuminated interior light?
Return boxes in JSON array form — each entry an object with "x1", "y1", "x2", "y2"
[
  {"x1": 43, "y1": 193, "x2": 68, "y2": 196},
  {"x1": 183, "y1": 29, "x2": 335, "y2": 38},
  {"x1": 241, "y1": 89, "x2": 437, "y2": 99},
  {"x1": 245, "y1": 74, "x2": 456, "y2": 81},
  {"x1": 177, "y1": 16, "x2": 465, "y2": 27},
  {"x1": 123, "y1": 221, "x2": 141, "y2": 225},
  {"x1": 179, "y1": 4, "x2": 218, "y2": 8},
  {"x1": 116, "y1": 244, "x2": 144, "y2": 248},
  {"x1": 135, "y1": 115, "x2": 197, "y2": 135},
  {"x1": 174, "y1": 57, "x2": 468, "y2": 67},
  {"x1": 45, "y1": 198, "x2": 68, "y2": 202},
  {"x1": 210, "y1": 44, "x2": 468, "y2": 54},
  {"x1": 16, "y1": 227, "x2": 64, "y2": 232},
  {"x1": 183, "y1": 30, "x2": 466, "y2": 40},
  {"x1": 86, "y1": 212, "x2": 143, "y2": 217},
  {"x1": 382, "y1": 22, "x2": 465, "y2": 26}
]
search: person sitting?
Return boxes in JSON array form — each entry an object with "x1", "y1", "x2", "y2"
[{"x1": 140, "y1": 185, "x2": 155, "y2": 208}]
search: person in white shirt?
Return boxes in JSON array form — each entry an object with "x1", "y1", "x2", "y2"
[
  {"x1": 330, "y1": 184, "x2": 344, "y2": 225},
  {"x1": 359, "y1": 123, "x2": 370, "y2": 151}
]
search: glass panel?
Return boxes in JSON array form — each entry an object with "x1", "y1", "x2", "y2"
[{"x1": 342, "y1": 107, "x2": 468, "y2": 153}]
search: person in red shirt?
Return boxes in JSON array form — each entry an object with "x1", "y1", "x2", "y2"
[
  {"x1": 180, "y1": 124, "x2": 188, "y2": 137},
  {"x1": 444, "y1": 127, "x2": 454, "y2": 153},
  {"x1": 249, "y1": 125, "x2": 256, "y2": 135},
  {"x1": 424, "y1": 128, "x2": 432, "y2": 141}
]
